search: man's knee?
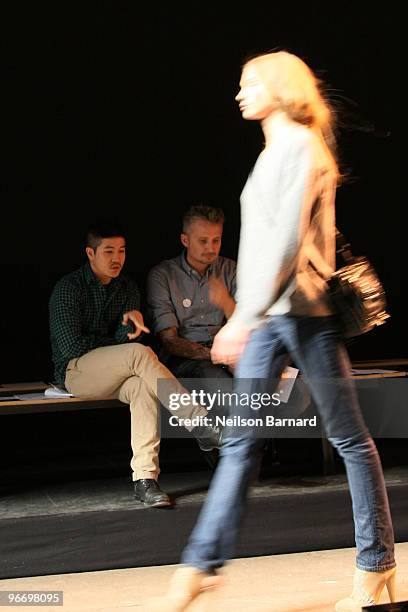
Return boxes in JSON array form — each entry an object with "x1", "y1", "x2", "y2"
[
  {"x1": 200, "y1": 362, "x2": 232, "y2": 379},
  {"x1": 126, "y1": 343, "x2": 158, "y2": 362},
  {"x1": 120, "y1": 375, "x2": 156, "y2": 405}
]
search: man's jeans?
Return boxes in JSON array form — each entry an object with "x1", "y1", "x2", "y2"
[
  {"x1": 181, "y1": 315, "x2": 395, "y2": 573},
  {"x1": 166, "y1": 355, "x2": 232, "y2": 419}
]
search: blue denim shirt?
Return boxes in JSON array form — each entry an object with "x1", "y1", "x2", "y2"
[{"x1": 147, "y1": 252, "x2": 236, "y2": 345}]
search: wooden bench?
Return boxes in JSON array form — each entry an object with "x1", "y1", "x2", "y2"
[{"x1": 0, "y1": 382, "x2": 123, "y2": 416}]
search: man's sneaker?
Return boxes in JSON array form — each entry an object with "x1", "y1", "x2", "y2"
[
  {"x1": 193, "y1": 424, "x2": 223, "y2": 452},
  {"x1": 134, "y1": 479, "x2": 172, "y2": 508}
]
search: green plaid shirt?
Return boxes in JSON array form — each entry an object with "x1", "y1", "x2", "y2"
[{"x1": 49, "y1": 263, "x2": 141, "y2": 384}]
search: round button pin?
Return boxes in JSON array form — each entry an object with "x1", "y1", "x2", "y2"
[{"x1": 182, "y1": 298, "x2": 192, "y2": 308}]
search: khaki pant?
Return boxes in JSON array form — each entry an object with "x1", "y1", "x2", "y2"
[{"x1": 65, "y1": 343, "x2": 208, "y2": 481}]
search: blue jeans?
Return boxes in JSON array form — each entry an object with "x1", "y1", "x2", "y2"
[{"x1": 181, "y1": 315, "x2": 395, "y2": 573}]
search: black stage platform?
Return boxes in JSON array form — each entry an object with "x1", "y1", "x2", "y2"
[
  {"x1": 1, "y1": 377, "x2": 407, "y2": 580},
  {"x1": 1, "y1": 463, "x2": 407, "y2": 580}
]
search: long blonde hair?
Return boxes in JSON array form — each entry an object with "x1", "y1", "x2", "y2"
[{"x1": 245, "y1": 51, "x2": 339, "y2": 176}]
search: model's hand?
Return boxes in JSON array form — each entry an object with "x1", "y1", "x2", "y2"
[
  {"x1": 208, "y1": 276, "x2": 235, "y2": 318},
  {"x1": 211, "y1": 320, "x2": 250, "y2": 367},
  {"x1": 122, "y1": 310, "x2": 150, "y2": 340}
]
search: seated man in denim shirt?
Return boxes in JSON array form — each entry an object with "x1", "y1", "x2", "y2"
[
  {"x1": 147, "y1": 205, "x2": 236, "y2": 401},
  {"x1": 147, "y1": 206, "x2": 310, "y2": 446}
]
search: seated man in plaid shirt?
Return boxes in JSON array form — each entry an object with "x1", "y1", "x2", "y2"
[{"x1": 49, "y1": 222, "x2": 222, "y2": 508}]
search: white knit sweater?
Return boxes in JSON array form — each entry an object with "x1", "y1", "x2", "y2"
[{"x1": 231, "y1": 121, "x2": 337, "y2": 328}]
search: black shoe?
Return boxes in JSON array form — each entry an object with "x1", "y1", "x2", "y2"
[
  {"x1": 193, "y1": 425, "x2": 223, "y2": 452},
  {"x1": 134, "y1": 479, "x2": 171, "y2": 508}
]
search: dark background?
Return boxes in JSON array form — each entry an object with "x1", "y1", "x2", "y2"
[{"x1": 1, "y1": 3, "x2": 402, "y2": 382}]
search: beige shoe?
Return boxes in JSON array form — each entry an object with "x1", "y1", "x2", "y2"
[
  {"x1": 335, "y1": 566, "x2": 397, "y2": 610},
  {"x1": 146, "y1": 565, "x2": 222, "y2": 612}
]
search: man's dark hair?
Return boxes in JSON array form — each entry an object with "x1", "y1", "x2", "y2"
[
  {"x1": 182, "y1": 205, "x2": 225, "y2": 233},
  {"x1": 86, "y1": 221, "x2": 127, "y2": 251}
]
